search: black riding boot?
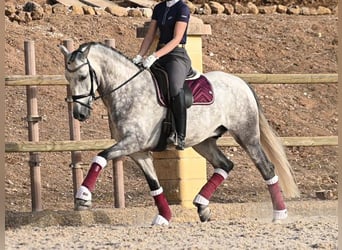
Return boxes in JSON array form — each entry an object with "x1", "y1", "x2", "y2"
[{"x1": 171, "y1": 89, "x2": 187, "y2": 150}]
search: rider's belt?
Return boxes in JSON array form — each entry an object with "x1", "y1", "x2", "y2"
[{"x1": 158, "y1": 43, "x2": 185, "y2": 48}]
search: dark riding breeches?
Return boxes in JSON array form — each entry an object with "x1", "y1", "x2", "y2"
[{"x1": 156, "y1": 47, "x2": 191, "y2": 97}]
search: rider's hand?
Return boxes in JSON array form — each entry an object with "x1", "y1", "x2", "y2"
[
  {"x1": 143, "y1": 53, "x2": 158, "y2": 69},
  {"x1": 132, "y1": 54, "x2": 143, "y2": 65}
]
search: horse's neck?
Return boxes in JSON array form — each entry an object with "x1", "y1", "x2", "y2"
[
  {"x1": 92, "y1": 50, "x2": 155, "y2": 111},
  {"x1": 91, "y1": 49, "x2": 145, "y2": 94}
]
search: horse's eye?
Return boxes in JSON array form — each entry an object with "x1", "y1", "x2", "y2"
[{"x1": 78, "y1": 75, "x2": 87, "y2": 81}]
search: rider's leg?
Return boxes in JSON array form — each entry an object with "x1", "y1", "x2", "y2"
[
  {"x1": 170, "y1": 89, "x2": 187, "y2": 150},
  {"x1": 160, "y1": 50, "x2": 191, "y2": 150},
  {"x1": 168, "y1": 64, "x2": 188, "y2": 150}
]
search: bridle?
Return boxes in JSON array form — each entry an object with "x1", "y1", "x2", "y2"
[
  {"x1": 65, "y1": 49, "x2": 99, "y2": 110},
  {"x1": 65, "y1": 48, "x2": 145, "y2": 110}
]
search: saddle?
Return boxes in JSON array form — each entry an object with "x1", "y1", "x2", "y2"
[
  {"x1": 149, "y1": 62, "x2": 214, "y2": 151},
  {"x1": 150, "y1": 63, "x2": 214, "y2": 108}
]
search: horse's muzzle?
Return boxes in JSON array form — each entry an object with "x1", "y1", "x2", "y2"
[
  {"x1": 73, "y1": 104, "x2": 91, "y2": 121},
  {"x1": 73, "y1": 111, "x2": 89, "y2": 121}
]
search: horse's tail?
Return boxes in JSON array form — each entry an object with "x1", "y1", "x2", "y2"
[
  {"x1": 258, "y1": 110, "x2": 300, "y2": 198},
  {"x1": 246, "y1": 82, "x2": 299, "y2": 198}
]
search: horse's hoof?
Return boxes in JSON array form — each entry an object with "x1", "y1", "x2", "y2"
[
  {"x1": 74, "y1": 198, "x2": 92, "y2": 211},
  {"x1": 272, "y1": 219, "x2": 283, "y2": 224},
  {"x1": 197, "y1": 205, "x2": 211, "y2": 222},
  {"x1": 151, "y1": 215, "x2": 169, "y2": 226}
]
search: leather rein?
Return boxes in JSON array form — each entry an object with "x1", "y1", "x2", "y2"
[{"x1": 65, "y1": 49, "x2": 145, "y2": 110}]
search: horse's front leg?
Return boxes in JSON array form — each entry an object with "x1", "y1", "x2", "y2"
[
  {"x1": 74, "y1": 155, "x2": 107, "y2": 210},
  {"x1": 130, "y1": 152, "x2": 171, "y2": 226},
  {"x1": 74, "y1": 138, "x2": 140, "y2": 211}
]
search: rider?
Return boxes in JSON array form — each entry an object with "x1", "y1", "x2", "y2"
[{"x1": 132, "y1": 0, "x2": 192, "y2": 150}]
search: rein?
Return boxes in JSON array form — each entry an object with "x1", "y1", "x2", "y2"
[
  {"x1": 66, "y1": 48, "x2": 145, "y2": 109},
  {"x1": 94, "y1": 67, "x2": 145, "y2": 101}
]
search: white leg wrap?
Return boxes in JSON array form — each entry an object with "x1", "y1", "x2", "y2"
[
  {"x1": 273, "y1": 209, "x2": 288, "y2": 221},
  {"x1": 193, "y1": 194, "x2": 209, "y2": 206},
  {"x1": 152, "y1": 215, "x2": 169, "y2": 226},
  {"x1": 92, "y1": 155, "x2": 107, "y2": 169},
  {"x1": 214, "y1": 168, "x2": 228, "y2": 179},
  {"x1": 76, "y1": 185, "x2": 92, "y2": 201},
  {"x1": 266, "y1": 175, "x2": 279, "y2": 185},
  {"x1": 150, "y1": 187, "x2": 163, "y2": 197}
]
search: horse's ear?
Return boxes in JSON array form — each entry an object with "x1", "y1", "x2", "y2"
[
  {"x1": 83, "y1": 44, "x2": 91, "y2": 58},
  {"x1": 59, "y1": 45, "x2": 70, "y2": 57}
]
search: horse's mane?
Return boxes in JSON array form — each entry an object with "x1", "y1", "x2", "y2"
[{"x1": 77, "y1": 42, "x2": 134, "y2": 62}]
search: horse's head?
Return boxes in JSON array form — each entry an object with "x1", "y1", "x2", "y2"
[{"x1": 60, "y1": 44, "x2": 99, "y2": 121}]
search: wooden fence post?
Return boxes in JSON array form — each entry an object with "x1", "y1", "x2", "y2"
[
  {"x1": 24, "y1": 40, "x2": 42, "y2": 212},
  {"x1": 104, "y1": 39, "x2": 125, "y2": 208},
  {"x1": 62, "y1": 39, "x2": 84, "y2": 208}
]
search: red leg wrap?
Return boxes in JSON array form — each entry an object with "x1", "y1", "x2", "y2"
[
  {"x1": 82, "y1": 163, "x2": 102, "y2": 192},
  {"x1": 153, "y1": 193, "x2": 172, "y2": 221},
  {"x1": 268, "y1": 182, "x2": 286, "y2": 210},
  {"x1": 199, "y1": 173, "x2": 225, "y2": 200}
]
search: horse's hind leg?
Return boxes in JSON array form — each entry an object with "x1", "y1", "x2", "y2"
[
  {"x1": 130, "y1": 151, "x2": 171, "y2": 225},
  {"x1": 234, "y1": 134, "x2": 287, "y2": 222},
  {"x1": 192, "y1": 137, "x2": 234, "y2": 222}
]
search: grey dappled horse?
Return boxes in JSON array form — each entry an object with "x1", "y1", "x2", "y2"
[{"x1": 60, "y1": 42, "x2": 299, "y2": 225}]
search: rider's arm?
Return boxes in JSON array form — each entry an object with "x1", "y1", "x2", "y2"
[{"x1": 137, "y1": 20, "x2": 158, "y2": 57}]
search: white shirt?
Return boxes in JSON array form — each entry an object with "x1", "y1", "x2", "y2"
[{"x1": 166, "y1": 0, "x2": 180, "y2": 7}]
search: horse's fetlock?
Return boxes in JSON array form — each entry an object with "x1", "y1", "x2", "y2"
[
  {"x1": 272, "y1": 209, "x2": 288, "y2": 222},
  {"x1": 75, "y1": 185, "x2": 92, "y2": 201}
]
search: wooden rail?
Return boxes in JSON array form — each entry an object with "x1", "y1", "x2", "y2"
[
  {"x1": 5, "y1": 75, "x2": 68, "y2": 86},
  {"x1": 5, "y1": 136, "x2": 338, "y2": 153},
  {"x1": 4, "y1": 73, "x2": 338, "y2": 86}
]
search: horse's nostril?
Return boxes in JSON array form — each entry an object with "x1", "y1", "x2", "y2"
[
  {"x1": 79, "y1": 114, "x2": 86, "y2": 121},
  {"x1": 73, "y1": 111, "x2": 87, "y2": 121}
]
